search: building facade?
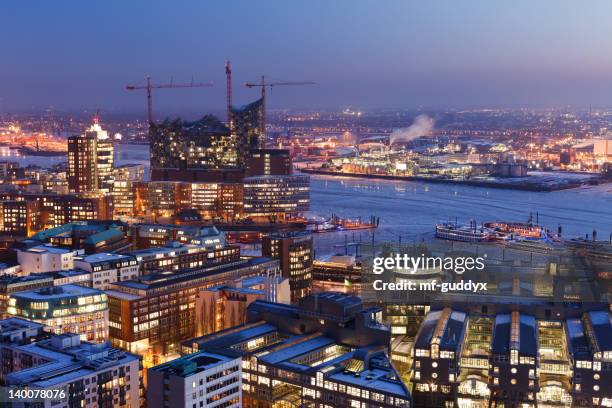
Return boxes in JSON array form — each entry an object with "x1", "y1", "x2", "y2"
[
  {"x1": 150, "y1": 115, "x2": 238, "y2": 172},
  {"x1": 243, "y1": 175, "x2": 310, "y2": 220},
  {"x1": 106, "y1": 257, "x2": 279, "y2": 366},
  {"x1": 148, "y1": 351, "x2": 242, "y2": 408},
  {"x1": 67, "y1": 133, "x2": 98, "y2": 193},
  {"x1": 74, "y1": 253, "x2": 139, "y2": 290}
]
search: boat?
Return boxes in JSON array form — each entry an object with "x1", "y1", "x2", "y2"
[{"x1": 435, "y1": 222, "x2": 492, "y2": 243}]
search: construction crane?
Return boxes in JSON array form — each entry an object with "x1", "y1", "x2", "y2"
[
  {"x1": 244, "y1": 76, "x2": 315, "y2": 137},
  {"x1": 126, "y1": 76, "x2": 214, "y2": 124},
  {"x1": 225, "y1": 61, "x2": 232, "y2": 127}
]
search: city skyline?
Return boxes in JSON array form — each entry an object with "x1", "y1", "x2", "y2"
[{"x1": 3, "y1": 1, "x2": 612, "y2": 114}]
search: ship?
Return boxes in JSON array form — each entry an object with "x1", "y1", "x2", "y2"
[{"x1": 435, "y1": 222, "x2": 492, "y2": 243}]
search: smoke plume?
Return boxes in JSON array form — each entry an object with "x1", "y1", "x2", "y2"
[{"x1": 389, "y1": 115, "x2": 434, "y2": 144}]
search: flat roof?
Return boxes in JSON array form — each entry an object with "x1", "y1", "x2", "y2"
[
  {"x1": 78, "y1": 252, "x2": 134, "y2": 264},
  {"x1": 150, "y1": 351, "x2": 236, "y2": 377},
  {"x1": 11, "y1": 284, "x2": 103, "y2": 301},
  {"x1": 6, "y1": 338, "x2": 138, "y2": 387},
  {"x1": 21, "y1": 245, "x2": 72, "y2": 255}
]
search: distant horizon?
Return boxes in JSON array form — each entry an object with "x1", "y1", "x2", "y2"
[
  {"x1": 3, "y1": 103, "x2": 612, "y2": 120},
  {"x1": 3, "y1": 1, "x2": 612, "y2": 111}
]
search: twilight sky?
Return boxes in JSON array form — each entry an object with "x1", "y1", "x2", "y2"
[{"x1": 2, "y1": 0, "x2": 612, "y2": 115}]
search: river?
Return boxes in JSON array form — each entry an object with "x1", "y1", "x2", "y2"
[{"x1": 7, "y1": 144, "x2": 611, "y2": 251}]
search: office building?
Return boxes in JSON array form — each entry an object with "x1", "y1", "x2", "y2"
[
  {"x1": 113, "y1": 164, "x2": 145, "y2": 218},
  {"x1": 489, "y1": 312, "x2": 539, "y2": 407},
  {"x1": 41, "y1": 269, "x2": 92, "y2": 287},
  {"x1": 262, "y1": 231, "x2": 313, "y2": 302},
  {"x1": 132, "y1": 181, "x2": 244, "y2": 221},
  {"x1": 148, "y1": 351, "x2": 241, "y2": 408},
  {"x1": 74, "y1": 253, "x2": 139, "y2": 290},
  {"x1": 183, "y1": 292, "x2": 411, "y2": 408},
  {"x1": 312, "y1": 255, "x2": 365, "y2": 295},
  {"x1": 7, "y1": 284, "x2": 108, "y2": 343},
  {"x1": 0, "y1": 318, "x2": 140, "y2": 408},
  {"x1": 243, "y1": 174, "x2": 310, "y2": 220},
  {"x1": 195, "y1": 274, "x2": 290, "y2": 337},
  {"x1": 106, "y1": 257, "x2": 279, "y2": 365},
  {"x1": 16, "y1": 244, "x2": 78, "y2": 274}
]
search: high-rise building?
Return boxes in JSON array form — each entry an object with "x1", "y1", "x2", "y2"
[
  {"x1": 262, "y1": 231, "x2": 313, "y2": 302},
  {"x1": 7, "y1": 284, "x2": 108, "y2": 343},
  {"x1": 68, "y1": 133, "x2": 98, "y2": 193},
  {"x1": 183, "y1": 292, "x2": 411, "y2": 408},
  {"x1": 0, "y1": 318, "x2": 141, "y2": 408},
  {"x1": 148, "y1": 351, "x2": 242, "y2": 408},
  {"x1": 150, "y1": 115, "x2": 238, "y2": 173},
  {"x1": 231, "y1": 98, "x2": 265, "y2": 163},
  {"x1": 86, "y1": 118, "x2": 114, "y2": 194}
]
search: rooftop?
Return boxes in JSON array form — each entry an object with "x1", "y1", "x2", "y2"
[
  {"x1": 414, "y1": 308, "x2": 467, "y2": 351},
  {"x1": 150, "y1": 351, "x2": 235, "y2": 377},
  {"x1": 5, "y1": 335, "x2": 138, "y2": 387},
  {"x1": 77, "y1": 252, "x2": 134, "y2": 264},
  {"x1": 19, "y1": 245, "x2": 73, "y2": 255},
  {"x1": 11, "y1": 284, "x2": 104, "y2": 301}
]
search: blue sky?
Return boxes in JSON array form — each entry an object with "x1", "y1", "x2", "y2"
[{"x1": 2, "y1": 0, "x2": 612, "y2": 114}]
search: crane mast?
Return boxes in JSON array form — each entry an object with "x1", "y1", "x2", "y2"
[{"x1": 244, "y1": 76, "x2": 315, "y2": 139}]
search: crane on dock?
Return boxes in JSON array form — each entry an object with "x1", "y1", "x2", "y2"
[{"x1": 126, "y1": 76, "x2": 214, "y2": 125}]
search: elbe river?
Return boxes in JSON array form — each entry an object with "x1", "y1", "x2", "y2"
[{"x1": 8, "y1": 144, "x2": 611, "y2": 252}]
